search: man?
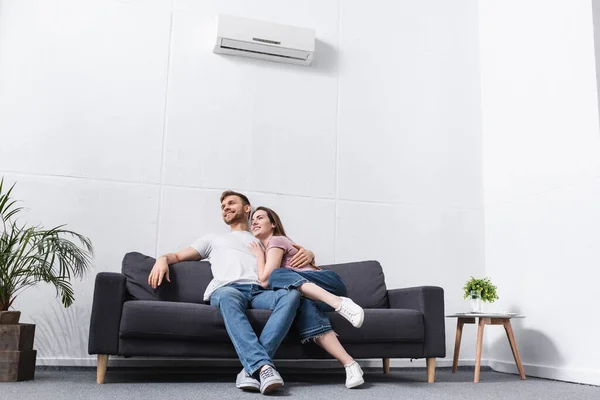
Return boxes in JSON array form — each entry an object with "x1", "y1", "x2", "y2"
[{"x1": 147, "y1": 190, "x2": 315, "y2": 394}]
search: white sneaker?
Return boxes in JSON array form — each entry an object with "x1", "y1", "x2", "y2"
[
  {"x1": 235, "y1": 368, "x2": 260, "y2": 392},
  {"x1": 259, "y1": 365, "x2": 284, "y2": 394},
  {"x1": 336, "y1": 297, "x2": 364, "y2": 328},
  {"x1": 345, "y1": 361, "x2": 365, "y2": 389}
]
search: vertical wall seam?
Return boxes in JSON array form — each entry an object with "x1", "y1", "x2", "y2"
[
  {"x1": 155, "y1": 0, "x2": 175, "y2": 257},
  {"x1": 333, "y1": 0, "x2": 342, "y2": 263}
]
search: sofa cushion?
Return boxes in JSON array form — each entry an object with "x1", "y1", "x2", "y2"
[
  {"x1": 119, "y1": 300, "x2": 423, "y2": 344},
  {"x1": 122, "y1": 253, "x2": 389, "y2": 308},
  {"x1": 122, "y1": 252, "x2": 158, "y2": 301},
  {"x1": 122, "y1": 252, "x2": 213, "y2": 304},
  {"x1": 119, "y1": 300, "x2": 294, "y2": 342},
  {"x1": 322, "y1": 261, "x2": 389, "y2": 308}
]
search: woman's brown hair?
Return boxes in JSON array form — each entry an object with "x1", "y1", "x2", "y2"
[{"x1": 252, "y1": 206, "x2": 287, "y2": 237}]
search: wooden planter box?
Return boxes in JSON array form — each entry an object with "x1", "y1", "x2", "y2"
[{"x1": 0, "y1": 324, "x2": 36, "y2": 382}]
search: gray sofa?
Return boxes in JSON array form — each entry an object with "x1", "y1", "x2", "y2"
[{"x1": 88, "y1": 252, "x2": 446, "y2": 384}]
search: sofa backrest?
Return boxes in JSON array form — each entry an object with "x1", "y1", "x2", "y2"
[
  {"x1": 122, "y1": 252, "x2": 212, "y2": 303},
  {"x1": 320, "y1": 260, "x2": 388, "y2": 308},
  {"x1": 122, "y1": 252, "x2": 389, "y2": 308}
]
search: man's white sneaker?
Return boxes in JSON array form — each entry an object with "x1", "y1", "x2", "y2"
[
  {"x1": 259, "y1": 365, "x2": 284, "y2": 394},
  {"x1": 336, "y1": 297, "x2": 364, "y2": 328},
  {"x1": 345, "y1": 361, "x2": 365, "y2": 389},
  {"x1": 235, "y1": 368, "x2": 260, "y2": 392}
]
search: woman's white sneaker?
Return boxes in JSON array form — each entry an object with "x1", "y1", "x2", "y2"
[
  {"x1": 344, "y1": 361, "x2": 364, "y2": 389},
  {"x1": 336, "y1": 297, "x2": 364, "y2": 328}
]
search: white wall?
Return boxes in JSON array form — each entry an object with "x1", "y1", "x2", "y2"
[
  {"x1": 479, "y1": 0, "x2": 600, "y2": 386},
  {"x1": 0, "y1": 0, "x2": 484, "y2": 367},
  {"x1": 335, "y1": 0, "x2": 484, "y2": 367}
]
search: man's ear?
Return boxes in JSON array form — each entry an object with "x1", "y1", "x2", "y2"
[{"x1": 244, "y1": 204, "x2": 252, "y2": 214}]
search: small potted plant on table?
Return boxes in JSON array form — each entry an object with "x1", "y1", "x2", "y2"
[{"x1": 463, "y1": 277, "x2": 499, "y2": 313}]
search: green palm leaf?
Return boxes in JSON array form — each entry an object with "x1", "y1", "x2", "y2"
[{"x1": 0, "y1": 177, "x2": 94, "y2": 311}]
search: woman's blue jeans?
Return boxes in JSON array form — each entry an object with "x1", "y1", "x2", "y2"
[{"x1": 269, "y1": 268, "x2": 348, "y2": 342}]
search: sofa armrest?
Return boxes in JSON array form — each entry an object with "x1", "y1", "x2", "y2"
[
  {"x1": 88, "y1": 272, "x2": 127, "y2": 355},
  {"x1": 388, "y1": 286, "x2": 445, "y2": 358}
]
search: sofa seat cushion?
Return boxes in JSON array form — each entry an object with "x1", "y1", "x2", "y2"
[
  {"x1": 119, "y1": 300, "x2": 293, "y2": 342},
  {"x1": 119, "y1": 301, "x2": 424, "y2": 345},
  {"x1": 331, "y1": 308, "x2": 424, "y2": 344}
]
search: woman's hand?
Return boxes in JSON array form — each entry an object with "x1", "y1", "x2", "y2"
[
  {"x1": 248, "y1": 242, "x2": 265, "y2": 259},
  {"x1": 259, "y1": 279, "x2": 270, "y2": 289}
]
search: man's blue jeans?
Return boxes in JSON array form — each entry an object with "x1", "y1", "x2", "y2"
[
  {"x1": 210, "y1": 283, "x2": 300, "y2": 376},
  {"x1": 268, "y1": 268, "x2": 348, "y2": 342}
]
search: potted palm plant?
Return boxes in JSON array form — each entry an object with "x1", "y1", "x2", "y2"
[{"x1": 0, "y1": 177, "x2": 94, "y2": 381}]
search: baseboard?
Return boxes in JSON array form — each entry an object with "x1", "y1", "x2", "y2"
[
  {"x1": 36, "y1": 357, "x2": 488, "y2": 369},
  {"x1": 489, "y1": 359, "x2": 600, "y2": 386}
]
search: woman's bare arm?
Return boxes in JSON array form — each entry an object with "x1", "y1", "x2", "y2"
[{"x1": 258, "y1": 247, "x2": 285, "y2": 287}]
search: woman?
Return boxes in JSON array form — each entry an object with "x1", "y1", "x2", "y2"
[{"x1": 248, "y1": 206, "x2": 365, "y2": 389}]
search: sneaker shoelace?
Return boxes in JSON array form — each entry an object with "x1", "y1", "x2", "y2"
[
  {"x1": 260, "y1": 367, "x2": 275, "y2": 380},
  {"x1": 346, "y1": 364, "x2": 356, "y2": 380},
  {"x1": 339, "y1": 301, "x2": 358, "y2": 320}
]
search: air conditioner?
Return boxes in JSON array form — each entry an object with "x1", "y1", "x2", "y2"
[{"x1": 213, "y1": 15, "x2": 315, "y2": 66}]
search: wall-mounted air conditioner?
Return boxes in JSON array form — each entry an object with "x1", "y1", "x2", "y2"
[{"x1": 213, "y1": 15, "x2": 315, "y2": 66}]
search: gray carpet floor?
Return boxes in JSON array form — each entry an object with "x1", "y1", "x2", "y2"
[{"x1": 1, "y1": 366, "x2": 598, "y2": 400}]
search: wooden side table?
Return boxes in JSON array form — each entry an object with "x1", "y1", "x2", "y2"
[{"x1": 446, "y1": 313, "x2": 526, "y2": 383}]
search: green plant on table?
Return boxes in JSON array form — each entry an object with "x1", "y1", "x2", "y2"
[{"x1": 462, "y1": 276, "x2": 499, "y2": 303}]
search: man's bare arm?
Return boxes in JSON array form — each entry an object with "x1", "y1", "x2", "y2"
[
  {"x1": 148, "y1": 246, "x2": 201, "y2": 289},
  {"x1": 163, "y1": 246, "x2": 202, "y2": 264}
]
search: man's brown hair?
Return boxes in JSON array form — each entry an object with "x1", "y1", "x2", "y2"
[{"x1": 220, "y1": 190, "x2": 251, "y2": 206}]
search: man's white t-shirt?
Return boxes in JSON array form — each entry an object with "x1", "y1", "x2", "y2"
[{"x1": 190, "y1": 231, "x2": 261, "y2": 301}]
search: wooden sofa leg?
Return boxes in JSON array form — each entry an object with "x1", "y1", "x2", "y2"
[
  {"x1": 383, "y1": 358, "x2": 390, "y2": 374},
  {"x1": 97, "y1": 354, "x2": 108, "y2": 384},
  {"x1": 426, "y1": 357, "x2": 435, "y2": 383}
]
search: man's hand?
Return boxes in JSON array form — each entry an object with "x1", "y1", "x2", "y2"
[
  {"x1": 147, "y1": 248, "x2": 200, "y2": 289},
  {"x1": 148, "y1": 256, "x2": 171, "y2": 289},
  {"x1": 290, "y1": 244, "x2": 315, "y2": 268}
]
